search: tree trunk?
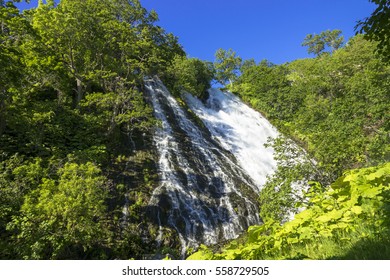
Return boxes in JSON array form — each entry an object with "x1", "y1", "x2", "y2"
[
  {"x1": 75, "y1": 77, "x2": 83, "y2": 106},
  {"x1": 229, "y1": 78, "x2": 234, "y2": 91},
  {"x1": 0, "y1": 97, "x2": 6, "y2": 138}
]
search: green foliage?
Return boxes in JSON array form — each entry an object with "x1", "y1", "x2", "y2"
[
  {"x1": 163, "y1": 55, "x2": 214, "y2": 99},
  {"x1": 8, "y1": 162, "x2": 111, "y2": 259},
  {"x1": 302, "y1": 29, "x2": 344, "y2": 56},
  {"x1": 237, "y1": 35, "x2": 389, "y2": 183},
  {"x1": 189, "y1": 163, "x2": 390, "y2": 260},
  {"x1": 259, "y1": 136, "x2": 320, "y2": 223},
  {"x1": 0, "y1": 0, "x2": 178, "y2": 259},
  {"x1": 0, "y1": 155, "x2": 43, "y2": 258},
  {"x1": 25, "y1": 0, "x2": 183, "y2": 106},
  {"x1": 0, "y1": 1, "x2": 29, "y2": 137},
  {"x1": 187, "y1": 244, "x2": 215, "y2": 260},
  {"x1": 214, "y1": 48, "x2": 242, "y2": 89},
  {"x1": 236, "y1": 60, "x2": 295, "y2": 122},
  {"x1": 1, "y1": 1, "x2": 389, "y2": 261},
  {"x1": 356, "y1": 0, "x2": 390, "y2": 62},
  {"x1": 189, "y1": 37, "x2": 390, "y2": 259}
]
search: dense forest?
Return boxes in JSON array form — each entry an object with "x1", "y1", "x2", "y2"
[
  {"x1": 0, "y1": 0, "x2": 192, "y2": 259},
  {"x1": 1, "y1": 0, "x2": 389, "y2": 260}
]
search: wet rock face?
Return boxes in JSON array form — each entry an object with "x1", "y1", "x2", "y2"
[{"x1": 144, "y1": 77, "x2": 276, "y2": 256}]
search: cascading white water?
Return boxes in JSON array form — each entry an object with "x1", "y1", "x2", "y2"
[
  {"x1": 144, "y1": 77, "x2": 277, "y2": 256},
  {"x1": 184, "y1": 89, "x2": 278, "y2": 191}
]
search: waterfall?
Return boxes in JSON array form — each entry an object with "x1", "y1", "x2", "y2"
[
  {"x1": 184, "y1": 89, "x2": 278, "y2": 191},
  {"x1": 144, "y1": 77, "x2": 277, "y2": 256}
]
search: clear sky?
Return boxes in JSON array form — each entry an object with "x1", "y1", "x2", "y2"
[{"x1": 16, "y1": 0, "x2": 376, "y2": 64}]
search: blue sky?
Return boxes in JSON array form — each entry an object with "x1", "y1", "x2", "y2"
[{"x1": 16, "y1": 0, "x2": 376, "y2": 64}]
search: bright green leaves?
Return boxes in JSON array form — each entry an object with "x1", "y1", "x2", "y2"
[
  {"x1": 316, "y1": 209, "x2": 344, "y2": 223},
  {"x1": 351, "y1": 206, "x2": 363, "y2": 215},
  {"x1": 294, "y1": 208, "x2": 315, "y2": 220},
  {"x1": 236, "y1": 60, "x2": 299, "y2": 123},
  {"x1": 356, "y1": 184, "x2": 382, "y2": 199},
  {"x1": 9, "y1": 162, "x2": 110, "y2": 259},
  {"x1": 189, "y1": 163, "x2": 390, "y2": 260},
  {"x1": 365, "y1": 166, "x2": 388, "y2": 181},
  {"x1": 186, "y1": 244, "x2": 215, "y2": 260}
]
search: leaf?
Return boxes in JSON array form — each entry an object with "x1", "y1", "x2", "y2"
[
  {"x1": 319, "y1": 229, "x2": 333, "y2": 238},
  {"x1": 298, "y1": 227, "x2": 315, "y2": 240},
  {"x1": 359, "y1": 185, "x2": 382, "y2": 198},
  {"x1": 337, "y1": 195, "x2": 349, "y2": 202},
  {"x1": 365, "y1": 167, "x2": 386, "y2": 181},
  {"x1": 223, "y1": 249, "x2": 242, "y2": 260},
  {"x1": 316, "y1": 209, "x2": 344, "y2": 223},
  {"x1": 334, "y1": 222, "x2": 350, "y2": 230},
  {"x1": 287, "y1": 237, "x2": 299, "y2": 244},
  {"x1": 343, "y1": 173, "x2": 359, "y2": 183},
  {"x1": 247, "y1": 225, "x2": 265, "y2": 242},
  {"x1": 294, "y1": 209, "x2": 315, "y2": 220},
  {"x1": 274, "y1": 239, "x2": 283, "y2": 249},
  {"x1": 187, "y1": 246, "x2": 214, "y2": 260},
  {"x1": 351, "y1": 205, "x2": 363, "y2": 215},
  {"x1": 321, "y1": 199, "x2": 334, "y2": 209}
]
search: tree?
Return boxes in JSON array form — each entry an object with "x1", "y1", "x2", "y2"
[
  {"x1": 240, "y1": 58, "x2": 256, "y2": 73},
  {"x1": 9, "y1": 162, "x2": 111, "y2": 259},
  {"x1": 1, "y1": 0, "x2": 178, "y2": 259},
  {"x1": 236, "y1": 34, "x2": 389, "y2": 192},
  {"x1": 356, "y1": 0, "x2": 390, "y2": 62},
  {"x1": 0, "y1": 1, "x2": 28, "y2": 137},
  {"x1": 302, "y1": 30, "x2": 344, "y2": 56},
  {"x1": 214, "y1": 48, "x2": 242, "y2": 89},
  {"x1": 165, "y1": 55, "x2": 214, "y2": 99},
  {"x1": 29, "y1": 0, "x2": 183, "y2": 106},
  {"x1": 31, "y1": 0, "x2": 130, "y2": 106}
]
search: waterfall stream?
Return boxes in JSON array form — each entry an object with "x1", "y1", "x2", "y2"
[
  {"x1": 184, "y1": 89, "x2": 278, "y2": 191},
  {"x1": 144, "y1": 77, "x2": 277, "y2": 256}
]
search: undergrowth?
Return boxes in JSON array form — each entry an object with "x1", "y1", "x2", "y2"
[{"x1": 188, "y1": 162, "x2": 390, "y2": 260}]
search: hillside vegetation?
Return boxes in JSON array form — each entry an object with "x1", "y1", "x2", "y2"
[
  {"x1": 189, "y1": 30, "x2": 390, "y2": 260},
  {"x1": 0, "y1": 0, "x2": 212, "y2": 259},
  {"x1": 189, "y1": 163, "x2": 390, "y2": 259},
  {"x1": 1, "y1": 0, "x2": 389, "y2": 260},
  {"x1": 236, "y1": 35, "x2": 389, "y2": 224}
]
